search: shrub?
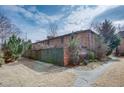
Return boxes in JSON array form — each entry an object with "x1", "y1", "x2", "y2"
[
  {"x1": 80, "y1": 53, "x2": 89, "y2": 65},
  {"x1": 0, "y1": 51, "x2": 4, "y2": 67},
  {"x1": 94, "y1": 36, "x2": 109, "y2": 60},
  {"x1": 3, "y1": 34, "x2": 32, "y2": 63},
  {"x1": 87, "y1": 51, "x2": 96, "y2": 62},
  {"x1": 78, "y1": 51, "x2": 96, "y2": 66},
  {"x1": 68, "y1": 38, "x2": 80, "y2": 65}
]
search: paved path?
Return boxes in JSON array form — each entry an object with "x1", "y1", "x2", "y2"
[
  {"x1": 73, "y1": 62, "x2": 113, "y2": 87},
  {"x1": 92, "y1": 57, "x2": 124, "y2": 87}
]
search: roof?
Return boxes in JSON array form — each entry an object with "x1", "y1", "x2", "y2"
[
  {"x1": 118, "y1": 31, "x2": 124, "y2": 38},
  {"x1": 33, "y1": 29, "x2": 97, "y2": 44}
]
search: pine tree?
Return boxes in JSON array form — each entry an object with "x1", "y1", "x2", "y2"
[{"x1": 97, "y1": 20, "x2": 121, "y2": 55}]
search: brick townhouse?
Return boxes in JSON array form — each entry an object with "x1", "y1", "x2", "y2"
[{"x1": 31, "y1": 29, "x2": 98, "y2": 66}]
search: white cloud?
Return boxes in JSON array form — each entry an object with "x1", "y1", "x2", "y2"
[
  {"x1": 1, "y1": 5, "x2": 65, "y2": 42},
  {"x1": 113, "y1": 20, "x2": 124, "y2": 31},
  {"x1": 61, "y1": 5, "x2": 119, "y2": 33},
  {"x1": 27, "y1": 6, "x2": 37, "y2": 12},
  {"x1": 1, "y1": 5, "x2": 121, "y2": 42},
  {"x1": 2, "y1": 5, "x2": 64, "y2": 25},
  {"x1": 19, "y1": 5, "x2": 119, "y2": 41},
  {"x1": 113, "y1": 20, "x2": 124, "y2": 25}
]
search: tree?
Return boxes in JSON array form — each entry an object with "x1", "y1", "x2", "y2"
[
  {"x1": 3, "y1": 34, "x2": 32, "y2": 63},
  {"x1": 47, "y1": 22, "x2": 58, "y2": 39},
  {"x1": 96, "y1": 20, "x2": 121, "y2": 55},
  {"x1": 0, "y1": 13, "x2": 21, "y2": 46}
]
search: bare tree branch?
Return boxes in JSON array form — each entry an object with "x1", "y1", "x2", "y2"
[
  {"x1": 0, "y1": 13, "x2": 21, "y2": 46},
  {"x1": 47, "y1": 22, "x2": 58, "y2": 39}
]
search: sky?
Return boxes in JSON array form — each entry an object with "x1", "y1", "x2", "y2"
[{"x1": 0, "y1": 5, "x2": 124, "y2": 43}]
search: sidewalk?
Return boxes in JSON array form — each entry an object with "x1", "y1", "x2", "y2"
[{"x1": 92, "y1": 57, "x2": 124, "y2": 87}]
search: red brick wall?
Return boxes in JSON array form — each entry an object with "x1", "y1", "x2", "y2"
[
  {"x1": 49, "y1": 38, "x2": 63, "y2": 48},
  {"x1": 63, "y1": 47, "x2": 70, "y2": 66},
  {"x1": 118, "y1": 38, "x2": 124, "y2": 54},
  {"x1": 63, "y1": 31, "x2": 97, "y2": 66},
  {"x1": 32, "y1": 31, "x2": 97, "y2": 66}
]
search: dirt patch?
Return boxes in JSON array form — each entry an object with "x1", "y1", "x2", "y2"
[
  {"x1": 0, "y1": 57, "x2": 117, "y2": 87},
  {"x1": 0, "y1": 63, "x2": 75, "y2": 87},
  {"x1": 73, "y1": 61, "x2": 105, "y2": 71},
  {"x1": 92, "y1": 58, "x2": 124, "y2": 87}
]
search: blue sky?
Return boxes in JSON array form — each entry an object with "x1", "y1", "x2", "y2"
[{"x1": 0, "y1": 5, "x2": 124, "y2": 42}]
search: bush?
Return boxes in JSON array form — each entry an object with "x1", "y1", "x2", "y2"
[
  {"x1": 68, "y1": 38, "x2": 80, "y2": 65},
  {"x1": 0, "y1": 52, "x2": 4, "y2": 67},
  {"x1": 94, "y1": 36, "x2": 108, "y2": 60},
  {"x1": 3, "y1": 34, "x2": 32, "y2": 63},
  {"x1": 87, "y1": 51, "x2": 96, "y2": 62},
  {"x1": 79, "y1": 50, "x2": 96, "y2": 66}
]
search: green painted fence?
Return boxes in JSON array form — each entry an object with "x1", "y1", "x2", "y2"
[{"x1": 24, "y1": 48, "x2": 64, "y2": 66}]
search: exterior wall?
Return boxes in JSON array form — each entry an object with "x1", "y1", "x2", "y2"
[
  {"x1": 62, "y1": 31, "x2": 97, "y2": 66},
  {"x1": 67, "y1": 31, "x2": 96, "y2": 50},
  {"x1": 118, "y1": 38, "x2": 124, "y2": 54},
  {"x1": 31, "y1": 30, "x2": 97, "y2": 66},
  {"x1": 49, "y1": 37, "x2": 64, "y2": 48},
  {"x1": 76, "y1": 32, "x2": 90, "y2": 48},
  {"x1": 32, "y1": 37, "x2": 64, "y2": 50},
  {"x1": 32, "y1": 31, "x2": 96, "y2": 50},
  {"x1": 63, "y1": 47, "x2": 70, "y2": 66}
]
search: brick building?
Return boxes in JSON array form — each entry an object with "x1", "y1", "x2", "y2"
[
  {"x1": 31, "y1": 29, "x2": 98, "y2": 66},
  {"x1": 32, "y1": 29, "x2": 97, "y2": 50},
  {"x1": 116, "y1": 31, "x2": 124, "y2": 55}
]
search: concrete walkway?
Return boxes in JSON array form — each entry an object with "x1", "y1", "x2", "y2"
[
  {"x1": 92, "y1": 57, "x2": 124, "y2": 87},
  {"x1": 73, "y1": 62, "x2": 113, "y2": 87}
]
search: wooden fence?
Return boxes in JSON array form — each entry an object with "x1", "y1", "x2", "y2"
[{"x1": 24, "y1": 48, "x2": 64, "y2": 66}]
